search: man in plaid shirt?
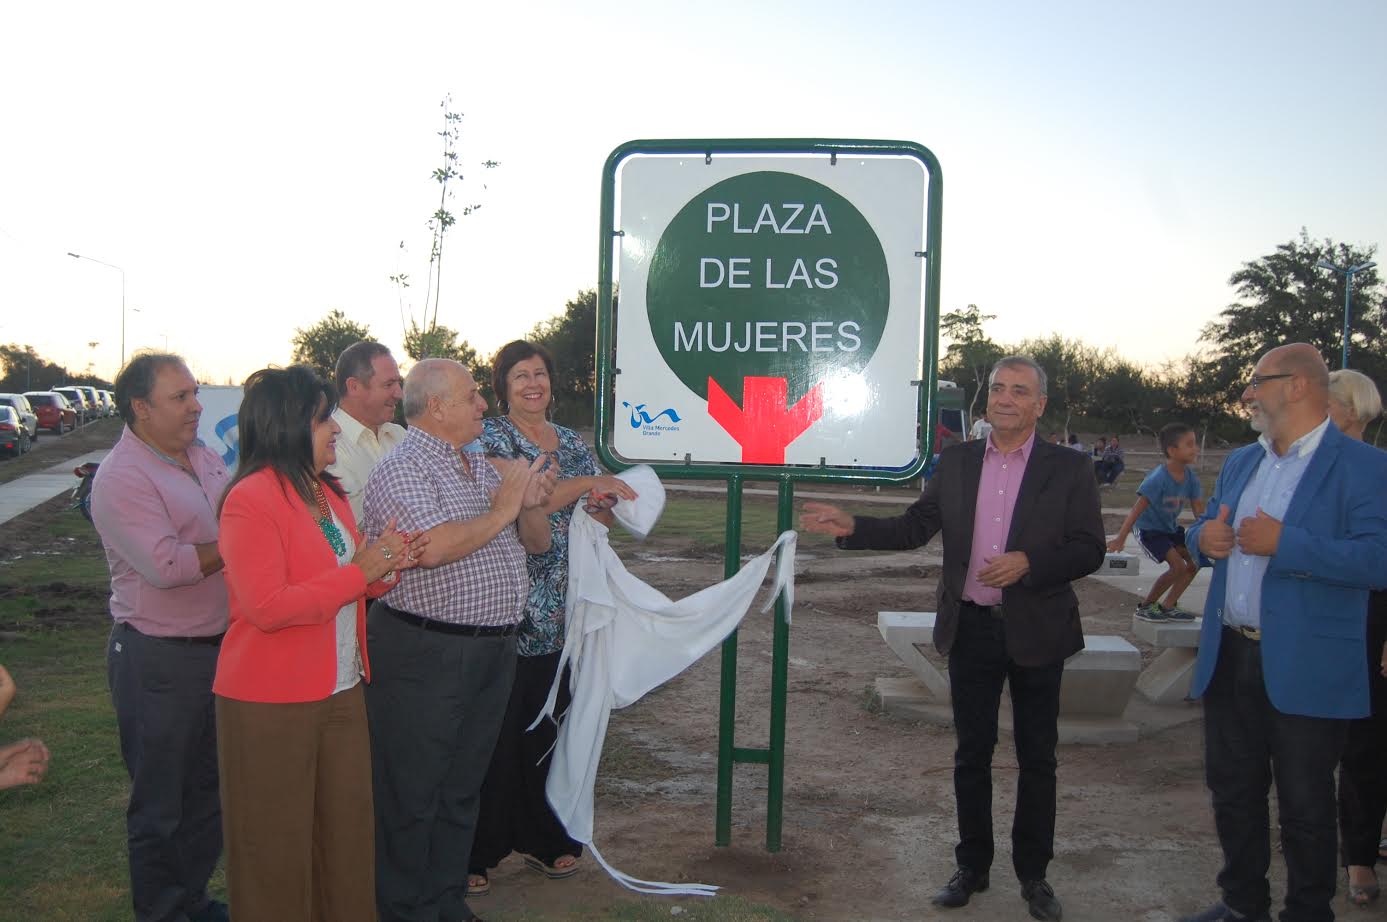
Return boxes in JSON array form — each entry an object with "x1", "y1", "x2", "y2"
[{"x1": 362, "y1": 358, "x2": 554, "y2": 922}]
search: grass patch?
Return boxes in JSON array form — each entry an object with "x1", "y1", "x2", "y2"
[
  {"x1": 609, "y1": 490, "x2": 927, "y2": 557},
  {"x1": 0, "y1": 626, "x2": 207, "y2": 922}
]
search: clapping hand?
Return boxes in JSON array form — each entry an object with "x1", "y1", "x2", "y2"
[
  {"x1": 352, "y1": 518, "x2": 426, "y2": 583},
  {"x1": 0, "y1": 664, "x2": 15, "y2": 721}
]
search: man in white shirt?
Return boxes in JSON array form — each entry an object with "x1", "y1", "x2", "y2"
[
  {"x1": 968, "y1": 413, "x2": 992, "y2": 441},
  {"x1": 327, "y1": 342, "x2": 406, "y2": 521}
]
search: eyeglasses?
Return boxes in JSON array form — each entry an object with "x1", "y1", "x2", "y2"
[{"x1": 1247, "y1": 373, "x2": 1294, "y2": 391}]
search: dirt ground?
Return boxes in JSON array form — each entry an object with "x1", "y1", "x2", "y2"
[{"x1": 470, "y1": 506, "x2": 1287, "y2": 922}]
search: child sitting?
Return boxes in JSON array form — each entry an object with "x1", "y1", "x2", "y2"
[{"x1": 1106, "y1": 423, "x2": 1205, "y2": 621}]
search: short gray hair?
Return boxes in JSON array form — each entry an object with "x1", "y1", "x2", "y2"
[
  {"x1": 988, "y1": 355, "x2": 1048, "y2": 396},
  {"x1": 1329, "y1": 369, "x2": 1383, "y2": 426},
  {"x1": 114, "y1": 352, "x2": 188, "y2": 425},
  {"x1": 402, "y1": 358, "x2": 462, "y2": 420},
  {"x1": 335, "y1": 341, "x2": 393, "y2": 395}
]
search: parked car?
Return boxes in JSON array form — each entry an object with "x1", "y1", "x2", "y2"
[
  {"x1": 53, "y1": 387, "x2": 91, "y2": 425},
  {"x1": 0, "y1": 393, "x2": 39, "y2": 442},
  {"x1": 0, "y1": 406, "x2": 31, "y2": 457},
  {"x1": 76, "y1": 386, "x2": 104, "y2": 417},
  {"x1": 24, "y1": 391, "x2": 76, "y2": 433},
  {"x1": 99, "y1": 390, "x2": 117, "y2": 418}
]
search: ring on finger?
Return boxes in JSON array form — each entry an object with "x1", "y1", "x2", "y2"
[{"x1": 381, "y1": 547, "x2": 394, "y2": 561}]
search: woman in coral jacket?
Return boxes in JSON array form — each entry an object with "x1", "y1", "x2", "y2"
[{"x1": 214, "y1": 365, "x2": 422, "y2": 922}]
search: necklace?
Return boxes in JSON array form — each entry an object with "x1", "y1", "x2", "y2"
[{"x1": 312, "y1": 480, "x2": 347, "y2": 557}]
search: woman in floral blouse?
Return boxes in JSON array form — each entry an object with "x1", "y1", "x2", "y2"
[{"x1": 468, "y1": 340, "x2": 635, "y2": 895}]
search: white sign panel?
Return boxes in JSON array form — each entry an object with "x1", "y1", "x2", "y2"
[{"x1": 612, "y1": 153, "x2": 927, "y2": 467}]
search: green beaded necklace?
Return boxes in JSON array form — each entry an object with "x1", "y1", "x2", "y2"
[{"x1": 312, "y1": 480, "x2": 347, "y2": 557}]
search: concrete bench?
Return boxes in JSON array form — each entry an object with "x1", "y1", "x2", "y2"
[
  {"x1": 1131, "y1": 617, "x2": 1203, "y2": 705},
  {"x1": 1100, "y1": 552, "x2": 1141, "y2": 576},
  {"x1": 877, "y1": 612, "x2": 1141, "y2": 742}
]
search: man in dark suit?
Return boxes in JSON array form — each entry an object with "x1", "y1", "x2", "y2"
[
  {"x1": 802, "y1": 356, "x2": 1105, "y2": 921},
  {"x1": 1180, "y1": 344, "x2": 1387, "y2": 922}
]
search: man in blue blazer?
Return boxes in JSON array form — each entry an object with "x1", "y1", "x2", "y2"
[{"x1": 1180, "y1": 344, "x2": 1387, "y2": 922}]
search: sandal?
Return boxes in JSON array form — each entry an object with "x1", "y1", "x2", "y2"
[
  {"x1": 467, "y1": 872, "x2": 491, "y2": 896},
  {"x1": 1347, "y1": 867, "x2": 1380, "y2": 906},
  {"x1": 522, "y1": 853, "x2": 580, "y2": 880}
]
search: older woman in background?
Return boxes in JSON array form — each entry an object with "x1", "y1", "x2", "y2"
[
  {"x1": 215, "y1": 366, "x2": 422, "y2": 921},
  {"x1": 467, "y1": 340, "x2": 635, "y2": 895},
  {"x1": 1330, "y1": 368, "x2": 1387, "y2": 905}
]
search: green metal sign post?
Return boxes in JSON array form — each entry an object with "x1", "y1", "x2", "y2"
[{"x1": 594, "y1": 139, "x2": 943, "y2": 852}]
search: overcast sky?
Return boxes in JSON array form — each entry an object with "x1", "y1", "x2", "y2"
[{"x1": 1, "y1": 0, "x2": 1382, "y2": 385}]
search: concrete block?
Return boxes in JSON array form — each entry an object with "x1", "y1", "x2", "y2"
[
  {"x1": 1135, "y1": 647, "x2": 1199, "y2": 705},
  {"x1": 1101, "y1": 552, "x2": 1141, "y2": 575},
  {"x1": 1059, "y1": 635, "x2": 1140, "y2": 717},
  {"x1": 1131, "y1": 616, "x2": 1203, "y2": 649},
  {"x1": 877, "y1": 611, "x2": 950, "y2": 701}
]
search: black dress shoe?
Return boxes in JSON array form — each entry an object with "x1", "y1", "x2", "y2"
[
  {"x1": 1021, "y1": 879, "x2": 1062, "y2": 921},
  {"x1": 931, "y1": 867, "x2": 989, "y2": 908},
  {"x1": 1178, "y1": 902, "x2": 1270, "y2": 922}
]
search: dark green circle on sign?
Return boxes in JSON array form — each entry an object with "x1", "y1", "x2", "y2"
[{"x1": 647, "y1": 170, "x2": 890, "y2": 405}]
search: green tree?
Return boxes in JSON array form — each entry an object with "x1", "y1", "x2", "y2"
[
  {"x1": 402, "y1": 320, "x2": 492, "y2": 408},
  {"x1": 938, "y1": 304, "x2": 1002, "y2": 418},
  {"x1": 291, "y1": 310, "x2": 372, "y2": 379},
  {"x1": 0, "y1": 344, "x2": 71, "y2": 392},
  {"x1": 1200, "y1": 229, "x2": 1385, "y2": 391},
  {"x1": 529, "y1": 289, "x2": 601, "y2": 426},
  {"x1": 1016, "y1": 334, "x2": 1109, "y2": 437}
]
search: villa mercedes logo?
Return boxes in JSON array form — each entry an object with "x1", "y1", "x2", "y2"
[{"x1": 622, "y1": 401, "x2": 682, "y2": 434}]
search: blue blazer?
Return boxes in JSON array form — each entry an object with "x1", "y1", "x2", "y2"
[{"x1": 1186, "y1": 423, "x2": 1387, "y2": 719}]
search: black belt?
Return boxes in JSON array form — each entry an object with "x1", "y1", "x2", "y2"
[
  {"x1": 961, "y1": 600, "x2": 1004, "y2": 619},
  {"x1": 1224, "y1": 623, "x2": 1261, "y2": 642},
  {"x1": 119, "y1": 621, "x2": 224, "y2": 646},
  {"x1": 380, "y1": 603, "x2": 519, "y2": 637}
]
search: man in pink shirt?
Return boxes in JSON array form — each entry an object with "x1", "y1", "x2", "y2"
[
  {"x1": 92, "y1": 353, "x2": 231, "y2": 922},
  {"x1": 803, "y1": 356, "x2": 1105, "y2": 922}
]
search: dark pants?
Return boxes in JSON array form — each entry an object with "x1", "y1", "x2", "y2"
[
  {"x1": 1204, "y1": 628, "x2": 1347, "y2": 922},
  {"x1": 107, "y1": 622, "x2": 223, "y2": 922},
  {"x1": 1096, "y1": 459, "x2": 1125, "y2": 484},
  {"x1": 1338, "y1": 594, "x2": 1387, "y2": 868},
  {"x1": 470, "y1": 651, "x2": 583, "y2": 874},
  {"x1": 365, "y1": 603, "x2": 517, "y2": 922},
  {"x1": 947, "y1": 605, "x2": 1064, "y2": 881}
]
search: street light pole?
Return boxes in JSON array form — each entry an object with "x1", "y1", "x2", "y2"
[
  {"x1": 1318, "y1": 259, "x2": 1378, "y2": 369},
  {"x1": 67, "y1": 251, "x2": 127, "y2": 371}
]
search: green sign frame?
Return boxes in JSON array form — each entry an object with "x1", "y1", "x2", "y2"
[
  {"x1": 596, "y1": 137, "x2": 943, "y2": 483},
  {"x1": 594, "y1": 138, "x2": 943, "y2": 853}
]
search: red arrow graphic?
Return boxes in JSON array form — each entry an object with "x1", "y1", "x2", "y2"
[{"x1": 706, "y1": 376, "x2": 824, "y2": 464}]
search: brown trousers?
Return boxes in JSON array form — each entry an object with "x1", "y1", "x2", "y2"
[{"x1": 216, "y1": 683, "x2": 375, "y2": 922}]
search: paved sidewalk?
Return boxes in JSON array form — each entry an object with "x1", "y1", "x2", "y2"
[{"x1": 0, "y1": 451, "x2": 110, "y2": 526}]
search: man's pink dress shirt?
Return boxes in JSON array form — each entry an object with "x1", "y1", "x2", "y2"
[
  {"x1": 91, "y1": 426, "x2": 230, "y2": 636},
  {"x1": 961, "y1": 432, "x2": 1035, "y2": 606}
]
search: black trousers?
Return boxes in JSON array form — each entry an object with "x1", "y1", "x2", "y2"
[
  {"x1": 365, "y1": 603, "x2": 517, "y2": 922},
  {"x1": 947, "y1": 606, "x2": 1064, "y2": 881},
  {"x1": 107, "y1": 622, "x2": 223, "y2": 922},
  {"x1": 470, "y1": 650, "x2": 582, "y2": 874},
  {"x1": 1204, "y1": 628, "x2": 1347, "y2": 922},
  {"x1": 1338, "y1": 594, "x2": 1387, "y2": 868}
]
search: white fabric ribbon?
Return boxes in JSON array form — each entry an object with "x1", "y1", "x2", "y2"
[{"x1": 531, "y1": 466, "x2": 797, "y2": 897}]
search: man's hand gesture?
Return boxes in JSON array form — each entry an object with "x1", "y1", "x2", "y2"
[
  {"x1": 1199, "y1": 505, "x2": 1235, "y2": 560},
  {"x1": 1236, "y1": 507, "x2": 1282, "y2": 557},
  {"x1": 800, "y1": 502, "x2": 855, "y2": 538}
]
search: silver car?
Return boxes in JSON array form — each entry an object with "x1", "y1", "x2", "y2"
[{"x1": 0, "y1": 393, "x2": 39, "y2": 441}]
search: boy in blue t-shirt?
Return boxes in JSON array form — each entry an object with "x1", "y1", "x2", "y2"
[{"x1": 1106, "y1": 423, "x2": 1206, "y2": 622}]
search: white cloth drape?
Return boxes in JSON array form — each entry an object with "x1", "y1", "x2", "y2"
[{"x1": 533, "y1": 467, "x2": 797, "y2": 896}]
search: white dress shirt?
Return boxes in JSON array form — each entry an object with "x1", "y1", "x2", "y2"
[{"x1": 325, "y1": 406, "x2": 406, "y2": 523}]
